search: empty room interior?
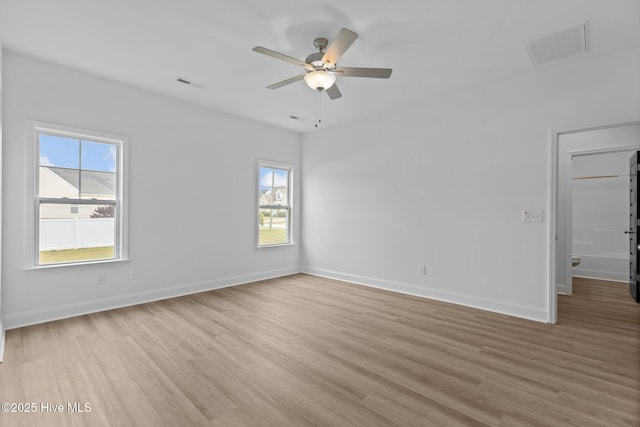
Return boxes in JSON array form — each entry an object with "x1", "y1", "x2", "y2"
[{"x1": 0, "y1": 1, "x2": 639, "y2": 426}]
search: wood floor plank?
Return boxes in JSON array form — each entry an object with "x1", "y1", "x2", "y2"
[{"x1": 0, "y1": 274, "x2": 638, "y2": 426}]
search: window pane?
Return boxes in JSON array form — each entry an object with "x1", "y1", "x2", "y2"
[
  {"x1": 39, "y1": 134, "x2": 79, "y2": 169},
  {"x1": 273, "y1": 168, "x2": 288, "y2": 188},
  {"x1": 39, "y1": 203, "x2": 116, "y2": 264},
  {"x1": 81, "y1": 140, "x2": 117, "y2": 172},
  {"x1": 258, "y1": 168, "x2": 288, "y2": 207},
  {"x1": 259, "y1": 167, "x2": 274, "y2": 188},
  {"x1": 259, "y1": 186, "x2": 271, "y2": 205},
  {"x1": 39, "y1": 166, "x2": 80, "y2": 198},
  {"x1": 273, "y1": 187, "x2": 287, "y2": 206},
  {"x1": 34, "y1": 125, "x2": 125, "y2": 267},
  {"x1": 81, "y1": 170, "x2": 116, "y2": 200},
  {"x1": 259, "y1": 186, "x2": 288, "y2": 206},
  {"x1": 258, "y1": 208, "x2": 288, "y2": 246}
]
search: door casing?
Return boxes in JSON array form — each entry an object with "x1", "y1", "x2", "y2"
[
  {"x1": 629, "y1": 152, "x2": 640, "y2": 302},
  {"x1": 548, "y1": 118, "x2": 640, "y2": 324}
]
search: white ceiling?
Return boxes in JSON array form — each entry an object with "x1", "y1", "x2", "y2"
[{"x1": 1, "y1": 0, "x2": 639, "y2": 133}]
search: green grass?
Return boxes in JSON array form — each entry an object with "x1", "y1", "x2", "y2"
[
  {"x1": 259, "y1": 228, "x2": 287, "y2": 246},
  {"x1": 40, "y1": 246, "x2": 114, "y2": 264}
]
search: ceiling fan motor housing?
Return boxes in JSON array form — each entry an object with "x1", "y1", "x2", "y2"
[
  {"x1": 313, "y1": 37, "x2": 328, "y2": 50},
  {"x1": 305, "y1": 52, "x2": 325, "y2": 68},
  {"x1": 307, "y1": 38, "x2": 330, "y2": 68}
]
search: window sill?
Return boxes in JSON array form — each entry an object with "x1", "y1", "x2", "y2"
[
  {"x1": 24, "y1": 258, "x2": 131, "y2": 272},
  {"x1": 256, "y1": 242, "x2": 296, "y2": 249}
]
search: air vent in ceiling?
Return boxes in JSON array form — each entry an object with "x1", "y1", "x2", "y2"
[
  {"x1": 176, "y1": 76, "x2": 206, "y2": 88},
  {"x1": 526, "y1": 23, "x2": 588, "y2": 66}
]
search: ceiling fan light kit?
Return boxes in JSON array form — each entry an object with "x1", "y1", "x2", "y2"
[
  {"x1": 304, "y1": 70, "x2": 336, "y2": 90},
  {"x1": 253, "y1": 28, "x2": 392, "y2": 127}
]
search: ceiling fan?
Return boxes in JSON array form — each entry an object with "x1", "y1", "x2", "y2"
[{"x1": 252, "y1": 28, "x2": 392, "y2": 100}]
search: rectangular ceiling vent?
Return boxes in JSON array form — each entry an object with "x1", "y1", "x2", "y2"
[
  {"x1": 176, "y1": 76, "x2": 206, "y2": 89},
  {"x1": 526, "y1": 23, "x2": 588, "y2": 66}
]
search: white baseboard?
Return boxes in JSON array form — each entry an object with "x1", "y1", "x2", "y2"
[
  {"x1": 3, "y1": 267, "x2": 301, "y2": 330},
  {"x1": 571, "y1": 255, "x2": 628, "y2": 282},
  {"x1": 557, "y1": 283, "x2": 569, "y2": 295},
  {"x1": 3, "y1": 264, "x2": 549, "y2": 332},
  {"x1": 572, "y1": 272, "x2": 627, "y2": 283},
  {"x1": 302, "y1": 266, "x2": 548, "y2": 323}
]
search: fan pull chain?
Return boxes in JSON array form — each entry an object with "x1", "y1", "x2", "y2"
[{"x1": 315, "y1": 89, "x2": 322, "y2": 128}]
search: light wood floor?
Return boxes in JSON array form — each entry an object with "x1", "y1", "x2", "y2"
[{"x1": 0, "y1": 274, "x2": 638, "y2": 426}]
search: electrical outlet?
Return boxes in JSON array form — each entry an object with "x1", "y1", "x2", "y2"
[
  {"x1": 97, "y1": 272, "x2": 105, "y2": 285},
  {"x1": 130, "y1": 269, "x2": 139, "y2": 280},
  {"x1": 418, "y1": 264, "x2": 427, "y2": 275}
]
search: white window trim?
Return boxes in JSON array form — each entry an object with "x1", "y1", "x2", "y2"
[
  {"x1": 25, "y1": 120, "x2": 129, "y2": 269},
  {"x1": 256, "y1": 159, "x2": 294, "y2": 248}
]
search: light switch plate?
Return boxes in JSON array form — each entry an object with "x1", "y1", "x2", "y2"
[{"x1": 522, "y1": 210, "x2": 544, "y2": 222}]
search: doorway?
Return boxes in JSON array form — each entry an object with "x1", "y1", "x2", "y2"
[{"x1": 549, "y1": 121, "x2": 640, "y2": 324}]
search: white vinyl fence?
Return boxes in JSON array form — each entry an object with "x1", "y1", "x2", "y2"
[{"x1": 40, "y1": 218, "x2": 115, "y2": 251}]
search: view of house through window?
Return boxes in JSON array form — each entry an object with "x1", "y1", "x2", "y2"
[
  {"x1": 258, "y1": 163, "x2": 292, "y2": 246},
  {"x1": 37, "y1": 129, "x2": 122, "y2": 265}
]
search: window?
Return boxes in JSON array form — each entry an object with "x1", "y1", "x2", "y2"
[
  {"x1": 258, "y1": 162, "x2": 293, "y2": 246},
  {"x1": 33, "y1": 124, "x2": 126, "y2": 266}
]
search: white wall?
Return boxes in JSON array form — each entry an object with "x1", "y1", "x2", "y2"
[
  {"x1": 2, "y1": 50, "x2": 302, "y2": 328},
  {"x1": 0, "y1": 43, "x2": 4, "y2": 361},
  {"x1": 556, "y1": 125, "x2": 640, "y2": 286},
  {"x1": 302, "y1": 50, "x2": 640, "y2": 322},
  {"x1": 2, "y1": 48, "x2": 639, "y2": 331}
]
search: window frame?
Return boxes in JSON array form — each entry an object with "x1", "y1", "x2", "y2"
[
  {"x1": 256, "y1": 160, "x2": 294, "y2": 248},
  {"x1": 27, "y1": 121, "x2": 129, "y2": 268}
]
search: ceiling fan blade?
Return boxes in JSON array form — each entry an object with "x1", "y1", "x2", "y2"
[
  {"x1": 253, "y1": 46, "x2": 313, "y2": 71},
  {"x1": 321, "y1": 28, "x2": 358, "y2": 67},
  {"x1": 325, "y1": 84, "x2": 342, "y2": 100},
  {"x1": 336, "y1": 67, "x2": 393, "y2": 78},
  {"x1": 266, "y1": 74, "x2": 305, "y2": 89}
]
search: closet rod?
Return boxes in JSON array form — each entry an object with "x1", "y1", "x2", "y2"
[{"x1": 573, "y1": 175, "x2": 620, "y2": 180}]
